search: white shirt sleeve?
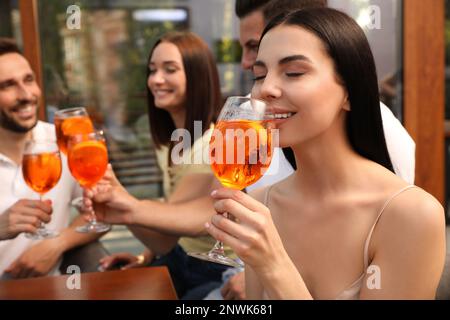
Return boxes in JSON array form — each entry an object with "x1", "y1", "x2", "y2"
[{"x1": 379, "y1": 102, "x2": 416, "y2": 184}]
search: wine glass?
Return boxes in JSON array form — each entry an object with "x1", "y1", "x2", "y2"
[
  {"x1": 54, "y1": 107, "x2": 95, "y2": 155},
  {"x1": 67, "y1": 130, "x2": 111, "y2": 233},
  {"x1": 54, "y1": 107, "x2": 95, "y2": 213},
  {"x1": 22, "y1": 140, "x2": 62, "y2": 239},
  {"x1": 188, "y1": 96, "x2": 275, "y2": 267}
]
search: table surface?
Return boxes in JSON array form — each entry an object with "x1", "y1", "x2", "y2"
[{"x1": 0, "y1": 266, "x2": 177, "y2": 300}]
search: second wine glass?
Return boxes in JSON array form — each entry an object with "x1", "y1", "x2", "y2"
[
  {"x1": 188, "y1": 96, "x2": 275, "y2": 267},
  {"x1": 67, "y1": 131, "x2": 111, "y2": 233},
  {"x1": 22, "y1": 139, "x2": 62, "y2": 239}
]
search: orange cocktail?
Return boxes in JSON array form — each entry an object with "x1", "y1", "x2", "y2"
[
  {"x1": 210, "y1": 119, "x2": 273, "y2": 190},
  {"x1": 23, "y1": 152, "x2": 62, "y2": 194},
  {"x1": 22, "y1": 140, "x2": 62, "y2": 239},
  {"x1": 54, "y1": 107, "x2": 94, "y2": 154},
  {"x1": 68, "y1": 140, "x2": 108, "y2": 188},
  {"x1": 67, "y1": 131, "x2": 110, "y2": 233},
  {"x1": 188, "y1": 96, "x2": 274, "y2": 268}
]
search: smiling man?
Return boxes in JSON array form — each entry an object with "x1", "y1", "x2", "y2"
[{"x1": 0, "y1": 38, "x2": 104, "y2": 279}]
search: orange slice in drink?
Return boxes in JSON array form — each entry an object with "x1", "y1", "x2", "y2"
[{"x1": 61, "y1": 116, "x2": 94, "y2": 136}]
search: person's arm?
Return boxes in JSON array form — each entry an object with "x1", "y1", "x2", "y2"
[
  {"x1": 55, "y1": 214, "x2": 106, "y2": 252},
  {"x1": 5, "y1": 215, "x2": 105, "y2": 278},
  {"x1": 359, "y1": 189, "x2": 445, "y2": 299},
  {"x1": 98, "y1": 249, "x2": 155, "y2": 271},
  {"x1": 221, "y1": 271, "x2": 246, "y2": 300},
  {"x1": 245, "y1": 265, "x2": 264, "y2": 300},
  {"x1": 91, "y1": 166, "x2": 221, "y2": 237},
  {"x1": 126, "y1": 173, "x2": 221, "y2": 254},
  {"x1": 127, "y1": 225, "x2": 179, "y2": 256}
]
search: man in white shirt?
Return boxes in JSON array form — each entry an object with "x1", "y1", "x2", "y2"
[
  {"x1": 207, "y1": 0, "x2": 416, "y2": 300},
  {"x1": 0, "y1": 38, "x2": 104, "y2": 279}
]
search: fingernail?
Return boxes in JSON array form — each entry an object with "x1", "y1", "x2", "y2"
[
  {"x1": 205, "y1": 222, "x2": 210, "y2": 229},
  {"x1": 211, "y1": 190, "x2": 217, "y2": 197}
]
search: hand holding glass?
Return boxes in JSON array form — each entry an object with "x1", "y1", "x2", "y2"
[
  {"x1": 22, "y1": 140, "x2": 62, "y2": 239},
  {"x1": 188, "y1": 96, "x2": 274, "y2": 267},
  {"x1": 67, "y1": 131, "x2": 110, "y2": 233}
]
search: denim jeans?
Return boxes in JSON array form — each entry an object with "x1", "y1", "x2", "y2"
[{"x1": 150, "y1": 244, "x2": 229, "y2": 300}]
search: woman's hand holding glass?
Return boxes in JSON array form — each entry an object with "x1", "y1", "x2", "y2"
[
  {"x1": 188, "y1": 96, "x2": 274, "y2": 267},
  {"x1": 67, "y1": 131, "x2": 110, "y2": 233},
  {"x1": 82, "y1": 164, "x2": 141, "y2": 226},
  {"x1": 206, "y1": 188, "x2": 290, "y2": 275}
]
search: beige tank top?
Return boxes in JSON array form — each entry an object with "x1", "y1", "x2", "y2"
[{"x1": 263, "y1": 184, "x2": 417, "y2": 300}]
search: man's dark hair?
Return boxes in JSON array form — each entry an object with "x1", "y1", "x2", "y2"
[
  {"x1": 235, "y1": 0, "x2": 271, "y2": 18},
  {"x1": 262, "y1": 0, "x2": 327, "y2": 22},
  {"x1": 0, "y1": 38, "x2": 21, "y2": 56},
  {"x1": 235, "y1": 0, "x2": 328, "y2": 20},
  {"x1": 261, "y1": 8, "x2": 394, "y2": 172}
]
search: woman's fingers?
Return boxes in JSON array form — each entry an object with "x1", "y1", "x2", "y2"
[
  {"x1": 92, "y1": 185, "x2": 113, "y2": 203},
  {"x1": 205, "y1": 221, "x2": 248, "y2": 255},
  {"x1": 213, "y1": 197, "x2": 267, "y2": 229},
  {"x1": 210, "y1": 214, "x2": 257, "y2": 245},
  {"x1": 211, "y1": 188, "x2": 269, "y2": 214}
]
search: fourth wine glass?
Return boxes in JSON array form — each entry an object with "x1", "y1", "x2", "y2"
[
  {"x1": 67, "y1": 131, "x2": 111, "y2": 233},
  {"x1": 188, "y1": 96, "x2": 275, "y2": 267},
  {"x1": 22, "y1": 139, "x2": 62, "y2": 239}
]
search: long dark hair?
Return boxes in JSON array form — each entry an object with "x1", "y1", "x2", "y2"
[
  {"x1": 261, "y1": 8, "x2": 394, "y2": 172},
  {"x1": 147, "y1": 31, "x2": 221, "y2": 148}
]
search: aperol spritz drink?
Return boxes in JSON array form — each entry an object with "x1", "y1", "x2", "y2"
[
  {"x1": 22, "y1": 140, "x2": 62, "y2": 239},
  {"x1": 68, "y1": 131, "x2": 110, "y2": 233}
]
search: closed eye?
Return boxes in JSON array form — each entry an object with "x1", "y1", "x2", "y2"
[
  {"x1": 253, "y1": 75, "x2": 266, "y2": 81},
  {"x1": 286, "y1": 72, "x2": 305, "y2": 77}
]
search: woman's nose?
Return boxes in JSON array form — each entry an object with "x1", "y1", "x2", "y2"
[
  {"x1": 148, "y1": 71, "x2": 165, "y2": 85},
  {"x1": 256, "y1": 75, "x2": 282, "y2": 101}
]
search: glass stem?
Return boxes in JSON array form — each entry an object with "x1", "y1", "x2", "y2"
[
  {"x1": 38, "y1": 194, "x2": 45, "y2": 229},
  {"x1": 209, "y1": 240, "x2": 225, "y2": 256},
  {"x1": 90, "y1": 208, "x2": 97, "y2": 225},
  {"x1": 208, "y1": 211, "x2": 228, "y2": 256}
]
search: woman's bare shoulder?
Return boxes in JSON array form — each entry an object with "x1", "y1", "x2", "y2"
[{"x1": 378, "y1": 185, "x2": 445, "y2": 245}]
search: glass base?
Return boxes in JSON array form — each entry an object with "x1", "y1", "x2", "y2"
[
  {"x1": 188, "y1": 251, "x2": 243, "y2": 268},
  {"x1": 25, "y1": 228, "x2": 59, "y2": 240},
  {"x1": 76, "y1": 222, "x2": 111, "y2": 233}
]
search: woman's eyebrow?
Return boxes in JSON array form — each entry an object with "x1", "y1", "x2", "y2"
[
  {"x1": 253, "y1": 55, "x2": 311, "y2": 70},
  {"x1": 279, "y1": 54, "x2": 312, "y2": 65},
  {"x1": 149, "y1": 60, "x2": 179, "y2": 66}
]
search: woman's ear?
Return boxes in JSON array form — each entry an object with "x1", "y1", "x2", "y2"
[{"x1": 342, "y1": 95, "x2": 351, "y2": 111}]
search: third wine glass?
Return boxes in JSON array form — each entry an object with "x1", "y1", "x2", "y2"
[
  {"x1": 188, "y1": 96, "x2": 275, "y2": 267},
  {"x1": 67, "y1": 131, "x2": 111, "y2": 233}
]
